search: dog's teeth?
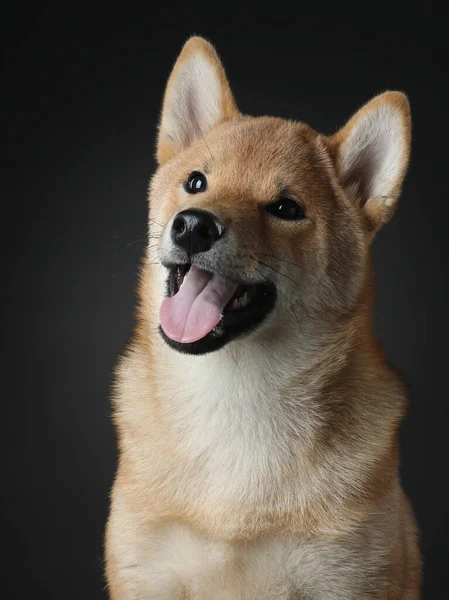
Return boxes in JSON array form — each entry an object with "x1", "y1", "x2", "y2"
[
  {"x1": 229, "y1": 291, "x2": 250, "y2": 311},
  {"x1": 239, "y1": 292, "x2": 249, "y2": 308},
  {"x1": 230, "y1": 297, "x2": 240, "y2": 310}
]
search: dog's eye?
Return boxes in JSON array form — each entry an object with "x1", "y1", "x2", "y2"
[
  {"x1": 184, "y1": 171, "x2": 207, "y2": 194},
  {"x1": 265, "y1": 198, "x2": 305, "y2": 221}
]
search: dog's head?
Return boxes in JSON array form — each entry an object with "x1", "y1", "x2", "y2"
[{"x1": 147, "y1": 37, "x2": 411, "y2": 355}]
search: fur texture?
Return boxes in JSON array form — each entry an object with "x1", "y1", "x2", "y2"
[{"x1": 105, "y1": 37, "x2": 421, "y2": 598}]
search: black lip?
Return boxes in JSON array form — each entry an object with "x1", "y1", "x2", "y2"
[{"x1": 159, "y1": 265, "x2": 277, "y2": 355}]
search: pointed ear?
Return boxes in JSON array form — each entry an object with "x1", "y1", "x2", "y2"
[
  {"x1": 156, "y1": 37, "x2": 239, "y2": 165},
  {"x1": 327, "y1": 92, "x2": 411, "y2": 233}
]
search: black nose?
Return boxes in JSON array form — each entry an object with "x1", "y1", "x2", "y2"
[{"x1": 171, "y1": 209, "x2": 225, "y2": 257}]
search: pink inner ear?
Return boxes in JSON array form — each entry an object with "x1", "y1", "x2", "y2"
[
  {"x1": 341, "y1": 146, "x2": 383, "y2": 207},
  {"x1": 338, "y1": 103, "x2": 407, "y2": 206},
  {"x1": 157, "y1": 38, "x2": 239, "y2": 165},
  {"x1": 160, "y1": 54, "x2": 223, "y2": 151}
]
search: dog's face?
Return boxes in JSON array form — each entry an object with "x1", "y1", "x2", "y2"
[{"x1": 148, "y1": 37, "x2": 411, "y2": 355}]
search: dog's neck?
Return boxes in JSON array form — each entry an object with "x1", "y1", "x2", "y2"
[
  {"x1": 151, "y1": 305, "x2": 368, "y2": 411},
  {"x1": 134, "y1": 288, "x2": 404, "y2": 522},
  {"x1": 142, "y1": 305, "x2": 391, "y2": 519},
  {"x1": 141, "y1": 265, "x2": 381, "y2": 446}
]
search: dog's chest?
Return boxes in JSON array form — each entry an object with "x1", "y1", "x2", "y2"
[
  {"x1": 140, "y1": 522, "x2": 380, "y2": 600},
  {"x1": 160, "y1": 352, "x2": 319, "y2": 502},
  {"x1": 147, "y1": 350, "x2": 336, "y2": 547}
]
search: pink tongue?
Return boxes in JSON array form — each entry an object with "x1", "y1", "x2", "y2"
[{"x1": 160, "y1": 266, "x2": 238, "y2": 343}]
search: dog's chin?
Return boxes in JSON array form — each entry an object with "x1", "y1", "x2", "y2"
[{"x1": 158, "y1": 264, "x2": 277, "y2": 355}]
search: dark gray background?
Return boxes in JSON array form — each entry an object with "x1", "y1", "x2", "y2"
[{"x1": 3, "y1": 4, "x2": 448, "y2": 598}]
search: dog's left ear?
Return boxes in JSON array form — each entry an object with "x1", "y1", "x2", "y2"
[
  {"x1": 327, "y1": 92, "x2": 411, "y2": 233},
  {"x1": 157, "y1": 37, "x2": 239, "y2": 165}
]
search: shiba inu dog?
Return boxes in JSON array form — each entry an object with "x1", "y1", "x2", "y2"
[{"x1": 105, "y1": 36, "x2": 421, "y2": 599}]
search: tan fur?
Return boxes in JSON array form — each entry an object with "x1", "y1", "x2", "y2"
[{"x1": 105, "y1": 36, "x2": 421, "y2": 598}]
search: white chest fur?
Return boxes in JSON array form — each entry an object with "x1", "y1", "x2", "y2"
[
  {"x1": 119, "y1": 516, "x2": 394, "y2": 600},
  {"x1": 113, "y1": 329, "x2": 401, "y2": 599},
  {"x1": 154, "y1": 337, "x2": 324, "y2": 511}
]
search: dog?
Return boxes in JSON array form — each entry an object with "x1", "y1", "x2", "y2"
[{"x1": 105, "y1": 36, "x2": 421, "y2": 599}]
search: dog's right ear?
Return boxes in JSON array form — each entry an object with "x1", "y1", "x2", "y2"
[{"x1": 156, "y1": 37, "x2": 239, "y2": 165}]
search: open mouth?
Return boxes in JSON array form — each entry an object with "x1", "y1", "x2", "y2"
[{"x1": 159, "y1": 264, "x2": 276, "y2": 355}]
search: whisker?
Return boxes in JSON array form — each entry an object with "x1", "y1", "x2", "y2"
[
  {"x1": 149, "y1": 217, "x2": 166, "y2": 228},
  {"x1": 239, "y1": 243, "x2": 302, "y2": 271},
  {"x1": 253, "y1": 259, "x2": 300, "y2": 286},
  {"x1": 252, "y1": 263, "x2": 266, "y2": 280},
  {"x1": 231, "y1": 339, "x2": 250, "y2": 352},
  {"x1": 125, "y1": 237, "x2": 147, "y2": 248},
  {"x1": 224, "y1": 346, "x2": 240, "y2": 370},
  {"x1": 289, "y1": 302, "x2": 302, "y2": 327},
  {"x1": 256, "y1": 252, "x2": 301, "y2": 269},
  {"x1": 200, "y1": 130, "x2": 214, "y2": 162}
]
